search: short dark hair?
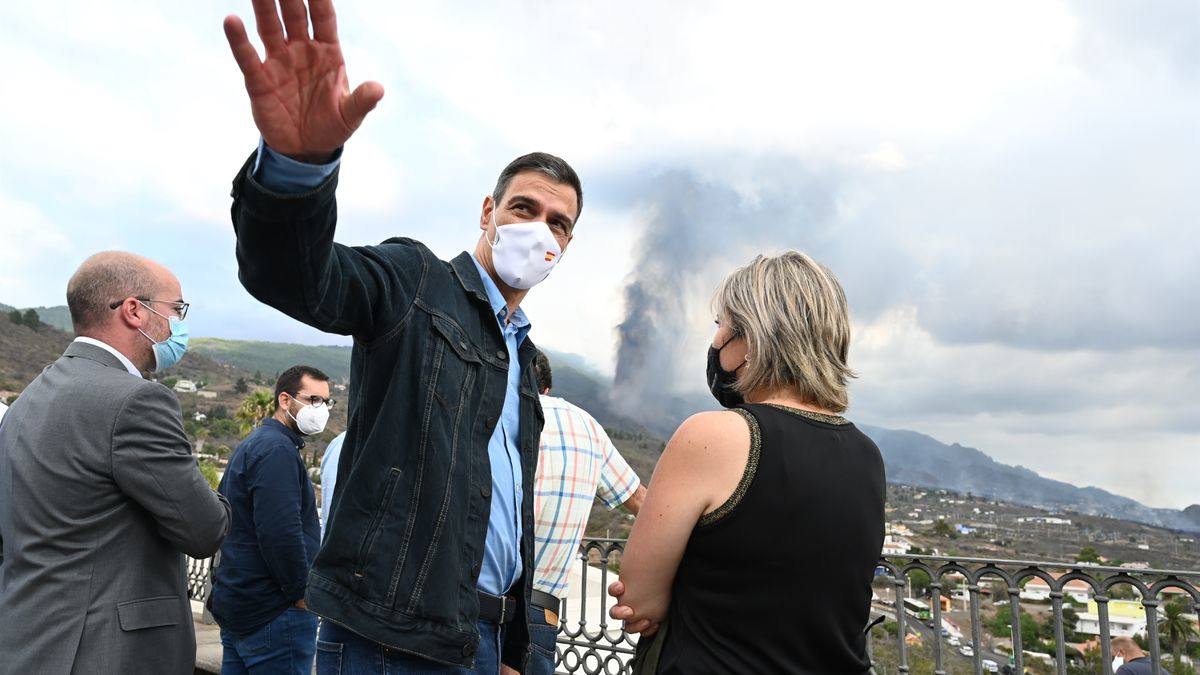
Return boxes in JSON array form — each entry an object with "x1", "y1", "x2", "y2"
[
  {"x1": 274, "y1": 365, "x2": 330, "y2": 408},
  {"x1": 533, "y1": 350, "x2": 552, "y2": 393},
  {"x1": 493, "y1": 152, "x2": 583, "y2": 221}
]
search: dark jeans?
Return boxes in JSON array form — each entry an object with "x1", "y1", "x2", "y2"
[
  {"x1": 316, "y1": 619, "x2": 504, "y2": 674},
  {"x1": 220, "y1": 606, "x2": 319, "y2": 675},
  {"x1": 525, "y1": 604, "x2": 559, "y2": 675}
]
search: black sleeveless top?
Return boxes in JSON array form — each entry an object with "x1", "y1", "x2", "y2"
[{"x1": 653, "y1": 403, "x2": 885, "y2": 674}]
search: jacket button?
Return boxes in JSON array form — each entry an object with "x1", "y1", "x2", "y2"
[
  {"x1": 497, "y1": 349, "x2": 507, "y2": 360},
  {"x1": 459, "y1": 339, "x2": 468, "y2": 350},
  {"x1": 472, "y1": 561, "x2": 482, "y2": 577},
  {"x1": 480, "y1": 483, "x2": 492, "y2": 498}
]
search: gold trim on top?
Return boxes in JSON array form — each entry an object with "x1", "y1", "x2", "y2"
[
  {"x1": 698, "y1": 407, "x2": 761, "y2": 527},
  {"x1": 764, "y1": 403, "x2": 851, "y2": 426}
]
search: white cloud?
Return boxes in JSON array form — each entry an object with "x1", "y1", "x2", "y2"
[
  {"x1": 0, "y1": 192, "x2": 74, "y2": 306},
  {"x1": 1, "y1": 0, "x2": 1197, "y2": 510}
]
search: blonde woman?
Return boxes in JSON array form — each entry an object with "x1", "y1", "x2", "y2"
[{"x1": 609, "y1": 251, "x2": 885, "y2": 674}]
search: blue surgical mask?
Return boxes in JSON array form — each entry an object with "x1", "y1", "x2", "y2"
[{"x1": 137, "y1": 302, "x2": 190, "y2": 372}]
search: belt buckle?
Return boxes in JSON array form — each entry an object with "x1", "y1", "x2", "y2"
[{"x1": 499, "y1": 594, "x2": 511, "y2": 623}]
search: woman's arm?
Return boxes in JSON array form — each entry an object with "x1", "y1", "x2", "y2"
[{"x1": 611, "y1": 410, "x2": 750, "y2": 631}]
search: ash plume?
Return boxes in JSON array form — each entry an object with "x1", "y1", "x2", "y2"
[{"x1": 611, "y1": 162, "x2": 841, "y2": 430}]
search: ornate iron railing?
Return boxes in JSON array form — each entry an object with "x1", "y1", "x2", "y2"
[
  {"x1": 552, "y1": 540, "x2": 1200, "y2": 675},
  {"x1": 187, "y1": 556, "x2": 213, "y2": 605},
  {"x1": 186, "y1": 543, "x2": 1200, "y2": 675}
]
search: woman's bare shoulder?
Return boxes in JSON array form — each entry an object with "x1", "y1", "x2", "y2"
[{"x1": 663, "y1": 409, "x2": 751, "y2": 462}]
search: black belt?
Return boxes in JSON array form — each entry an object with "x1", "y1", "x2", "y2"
[
  {"x1": 530, "y1": 589, "x2": 560, "y2": 616},
  {"x1": 477, "y1": 590, "x2": 519, "y2": 624}
]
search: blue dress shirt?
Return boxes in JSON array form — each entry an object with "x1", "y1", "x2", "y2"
[
  {"x1": 319, "y1": 431, "x2": 346, "y2": 539},
  {"x1": 254, "y1": 141, "x2": 529, "y2": 595}
]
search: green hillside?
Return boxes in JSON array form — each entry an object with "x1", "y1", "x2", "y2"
[
  {"x1": 0, "y1": 302, "x2": 73, "y2": 332},
  {"x1": 190, "y1": 338, "x2": 354, "y2": 383}
]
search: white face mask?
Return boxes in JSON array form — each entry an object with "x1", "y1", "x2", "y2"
[
  {"x1": 487, "y1": 215, "x2": 562, "y2": 290},
  {"x1": 287, "y1": 397, "x2": 330, "y2": 436},
  {"x1": 1112, "y1": 656, "x2": 1124, "y2": 671}
]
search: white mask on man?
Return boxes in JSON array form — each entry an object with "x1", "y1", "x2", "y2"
[
  {"x1": 487, "y1": 214, "x2": 562, "y2": 290},
  {"x1": 288, "y1": 397, "x2": 330, "y2": 436},
  {"x1": 1112, "y1": 656, "x2": 1124, "y2": 671}
]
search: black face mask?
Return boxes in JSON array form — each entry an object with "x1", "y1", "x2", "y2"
[{"x1": 706, "y1": 342, "x2": 745, "y2": 408}]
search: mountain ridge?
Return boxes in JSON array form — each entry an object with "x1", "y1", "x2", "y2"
[{"x1": 4, "y1": 302, "x2": 1195, "y2": 532}]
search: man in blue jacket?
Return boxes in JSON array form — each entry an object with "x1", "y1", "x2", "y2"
[
  {"x1": 221, "y1": 1, "x2": 579, "y2": 671},
  {"x1": 211, "y1": 365, "x2": 333, "y2": 674},
  {"x1": 223, "y1": 1, "x2": 583, "y2": 667}
]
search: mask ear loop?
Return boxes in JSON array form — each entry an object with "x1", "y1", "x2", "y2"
[{"x1": 486, "y1": 207, "x2": 502, "y2": 248}]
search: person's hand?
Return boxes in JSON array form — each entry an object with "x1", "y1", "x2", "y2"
[
  {"x1": 499, "y1": 666, "x2": 519, "y2": 675},
  {"x1": 294, "y1": 598, "x2": 307, "y2": 609},
  {"x1": 223, "y1": 0, "x2": 384, "y2": 163},
  {"x1": 607, "y1": 580, "x2": 659, "y2": 636}
]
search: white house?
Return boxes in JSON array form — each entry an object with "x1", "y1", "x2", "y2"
[
  {"x1": 1021, "y1": 575, "x2": 1094, "y2": 603},
  {"x1": 882, "y1": 535, "x2": 913, "y2": 556},
  {"x1": 173, "y1": 379, "x2": 197, "y2": 393},
  {"x1": 1075, "y1": 600, "x2": 1147, "y2": 638}
]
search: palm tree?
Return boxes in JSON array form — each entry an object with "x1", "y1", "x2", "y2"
[
  {"x1": 1159, "y1": 597, "x2": 1198, "y2": 674},
  {"x1": 235, "y1": 390, "x2": 275, "y2": 436}
]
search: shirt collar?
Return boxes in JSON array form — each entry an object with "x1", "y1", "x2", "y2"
[
  {"x1": 470, "y1": 254, "x2": 532, "y2": 340},
  {"x1": 73, "y1": 336, "x2": 143, "y2": 378},
  {"x1": 263, "y1": 417, "x2": 306, "y2": 448}
]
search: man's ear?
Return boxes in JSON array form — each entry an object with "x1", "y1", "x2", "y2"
[{"x1": 480, "y1": 195, "x2": 496, "y2": 231}]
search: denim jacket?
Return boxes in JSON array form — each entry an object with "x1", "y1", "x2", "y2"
[{"x1": 230, "y1": 154, "x2": 544, "y2": 668}]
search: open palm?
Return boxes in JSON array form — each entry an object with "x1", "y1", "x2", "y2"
[{"x1": 224, "y1": 0, "x2": 383, "y2": 163}]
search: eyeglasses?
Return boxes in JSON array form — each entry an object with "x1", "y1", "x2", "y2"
[
  {"x1": 290, "y1": 392, "x2": 336, "y2": 409},
  {"x1": 109, "y1": 297, "x2": 190, "y2": 320}
]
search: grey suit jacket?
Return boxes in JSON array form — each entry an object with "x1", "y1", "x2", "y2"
[{"x1": 0, "y1": 341, "x2": 231, "y2": 674}]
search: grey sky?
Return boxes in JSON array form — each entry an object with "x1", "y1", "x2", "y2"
[{"x1": 0, "y1": 0, "x2": 1196, "y2": 508}]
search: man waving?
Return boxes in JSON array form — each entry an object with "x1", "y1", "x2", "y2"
[{"x1": 223, "y1": 1, "x2": 582, "y2": 672}]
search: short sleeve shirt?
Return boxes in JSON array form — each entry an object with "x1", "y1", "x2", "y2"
[{"x1": 532, "y1": 395, "x2": 640, "y2": 598}]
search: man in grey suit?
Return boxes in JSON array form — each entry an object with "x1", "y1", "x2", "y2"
[{"x1": 0, "y1": 251, "x2": 232, "y2": 674}]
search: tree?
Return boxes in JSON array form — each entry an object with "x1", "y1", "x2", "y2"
[
  {"x1": 193, "y1": 428, "x2": 210, "y2": 455},
  {"x1": 236, "y1": 390, "x2": 275, "y2": 436},
  {"x1": 21, "y1": 309, "x2": 39, "y2": 329},
  {"x1": 932, "y1": 520, "x2": 955, "y2": 538},
  {"x1": 215, "y1": 444, "x2": 233, "y2": 459},
  {"x1": 234, "y1": 377, "x2": 249, "y2": 394},
  {"x1": 197, "y1": 460, "x2": 220, "y2": 490},
  {"x1": 1076, "y1": 546, "x2": 1101, "y2": 564},
  {"x1": 992, "y1": 604, "x2": 1041, "y2": 650},
  {"x1": 6, "y1": 309, "x2": 23, "y2": 325},
  {"x1": 908, "y1": 568, "x2": 932, "y2": 597},
  {"x1": 1159, "y1": 597, "x2": 1199, "y2": 673}
]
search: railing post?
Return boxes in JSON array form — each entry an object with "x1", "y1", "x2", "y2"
[
  {"x1": 1049, "y1": 591, "x2": 1066, "y2": 675},
  {"x1": 1096, "y1": 594, "x2": 1113, "y2": 675},
  {"x1": 1007, "y1": 586, "x2": 1024, "y2": 675},
  {"x1": 894, "y1": 574, "x2": 910, "y2": 674},
  {"x1": 930, "y1": 579, "x2": 946, "y2": 675},
  {"x1": 968, "y1": 582, "x2": 983, "y2": 675},
  {"x1": 1142, "y1": 597, "x2": 1162, "y2": 673}
]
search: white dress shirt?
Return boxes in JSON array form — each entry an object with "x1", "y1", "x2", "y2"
[{"x1": 73, "y1": 337, "x2": 143, "y2": 378}]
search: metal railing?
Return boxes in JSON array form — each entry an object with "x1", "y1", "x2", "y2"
[
  {"x1": 551, "y1": 540, "x2": 1200, "y2": 675},
  {"x1": 186, "y1": 543, "x2": 1200, "y2": 675},
  {"x1": 187, "y1": 556, "x2": 213, "y2": 605}
]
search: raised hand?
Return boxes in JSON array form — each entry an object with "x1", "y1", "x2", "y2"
[{"x1": 224, "y1": 0, "x2": 383, "y2": 162}]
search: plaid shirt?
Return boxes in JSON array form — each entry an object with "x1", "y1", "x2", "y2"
[{"x1": 532, "y1": 395, "x2": 640, "y2": 598}]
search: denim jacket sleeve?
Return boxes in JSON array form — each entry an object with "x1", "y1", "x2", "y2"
[{"x1": 230, "y1": 151, "x2": 425, "y2": 342}]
